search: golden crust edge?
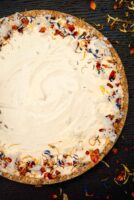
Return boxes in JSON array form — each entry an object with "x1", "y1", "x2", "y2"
[{"x1": 0, "y1": 10, "x2": 128, "y2": 185}]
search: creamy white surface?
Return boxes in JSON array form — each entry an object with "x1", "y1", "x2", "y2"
[{"x1": 0, "y1": 28, "x2": 116, "y2": 156}]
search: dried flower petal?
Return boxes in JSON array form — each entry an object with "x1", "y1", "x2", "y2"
[
  {"x1": 39, "y1": 27, "x2": 46, "y2": 33},
  {"x1": 65, "y1": 23, "x2": 75, "y2": 32},
  {"x1": 90, "y1": 149, "x2": 99, "y2": 163},
  {"x1": 114, "y1": 164, "x2": 134, "y2": 185},
  {"x1": 49, "y1": 194, "x2": 58, "y2": 199},
  {"x1": 112, "y1": 148, "x2": 118, "y2": 155},
  {"x1": 130, "y1": 47, "x2": 134, "y2": 54},
  {"x1": 113, "y1": 2, "x2": 118, "y2": 10},
  {"x1": 90, "y1": 1, "x2": 97, "y2": 10},
  {"x1": 131, "y1": 192, "x2": 134, "y2": 198},
  {"x1": 54, "y1": 29, "x2": 64, "y2": 37},
  {"x1": 85, "y1": 150, "x2": 90, "y2": 155},
  {"x1": 21, "y1": 17, "x2": 29, "y2": 26},
  {"x1": 109, "y1": 70, "x2": 116, "y2": 81}
]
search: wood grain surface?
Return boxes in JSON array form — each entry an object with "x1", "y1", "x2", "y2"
[{"x1": 0, "y1": 0, "x2": 133, "y2": 200}]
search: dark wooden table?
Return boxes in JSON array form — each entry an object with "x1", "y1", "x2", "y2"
[{"x1": 0, "y1": 1, "x2": 133, "y2": 200}]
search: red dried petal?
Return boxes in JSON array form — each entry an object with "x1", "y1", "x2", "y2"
[
  {"x1": 99, "y1": 128, "x2": 106, "y2": 132},
  {"x1": 106, "y1": 114, "x2": 114, "y2": 120},
  {"x1": 66, "y1": 24, "x2": 75, "y2": 32},
  {"x1": 73, "y1": 160, "x2": 77, "y2": 166},
  {"x1": 44, "y1": 172, "x2": 48, "y2": 178},
  {"x1": 18, "y1": 27, "x2": 23, "y2": 33},
  {"x1": 112, "y1": 91, "x2": 116, "y2": 96},
  {"x1": 90, "y1": 149, "x2": 99, "y2": 163},
  {"x1": 116, "y1": 98, "x2": 121, "y2": 104},
  {"x1": 4, "y1": 163, "x2": 8, "y2": 168},
  {"x1": 47, "y1": 173, "x2": 53, "y2": 179},
  {"x1": 21, "y1": 18, "x2": 29, "y2": 25},
  {"x1": 85, "y1": 150, "x2": 90, "y2": 155},
  {"x1": 73, "y1": 31, "x2": 78, "y2": 37},
  {"x1": 48, "y1": 194, "x2": 58, "y2": 199},
  {"x1": 12, "y1": 25, "x2": 18, "y2": 30},
  {"x1": 115, "y1": 118, "x2": 121, "y2": 124},
  {"x1": 19, "y1": 167, "x2": 27, "y2": 176},
  {"x1": 27, "y1": 161, "x2": 35, "y2": 168},
  {"x1": 115, "y1": 171, "x2": 125, "y2": 182},
  {"x1": 112, "y1": 148, "x2": 118, "y2": 155},
  {"x1": 96, "y1": 62, "x2": 101, "y2": 70},
  {"x1": 40, "y1": 167, "x2": 45, "y2": 173},
  {"x1": 107, "y1": 83, "x2": 113, "y2": 88},
  {"x1": 131, "y1": 192, "x2": 134, "y2": 198},
  {"x1": 4, "y1": 157, "x2": 12, "y2": 163},
  {"x1": 66, "y1": 162, "x2": 73, "y2": 166},
  {"x1": 54, "y1": 29, "x2": 64, "y2": 37},
  {"x1": 55, "y1": 170, "x2": 61, "y2": 175},
  {"x1": 44, "y1": 172, "x2": 53, "y2": 179},
  {"x1": 109, "y1": 70, "x2": 116, "y2": 81}
]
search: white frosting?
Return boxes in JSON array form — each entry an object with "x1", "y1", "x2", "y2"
[{"x1": 0, "y1": 27, "x2": 117, "y2": 154}]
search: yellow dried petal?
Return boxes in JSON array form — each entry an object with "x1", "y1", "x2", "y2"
[
  {"x1": 34, "y1": 159, "x2": 38, "y2": 165},
  {"x1": 28, "y1": 23, "x2": 34, "y2": 30},
  {"x1": 82, "y1": 51, "x2": 86, "y2": 60},
  {"x1": 80, "y1": 40, "x2": 86, "y2": 47},
  {"x1": 106, "y1": 90, "x2": 109, "y2": 94},
  {"x1": 100, "y1": 85, "x2": 105, "y2": 94}
]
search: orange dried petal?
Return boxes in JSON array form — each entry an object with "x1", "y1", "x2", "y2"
[
  {"x1": 130, "y1": 47, "x2": 134, "y2": 55},
  {"x1": 39, "y1": 27, "x2": 46, "y2": 33},
  {"x1": 113, "y1": 3, "x2": 118, "y2": 10},
  {"x1": 12, "y1": 25, "x2": 18, "y2": 30},
  {"x1": 90, "y1": 1, "x2": 97, "y2": 10}
]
